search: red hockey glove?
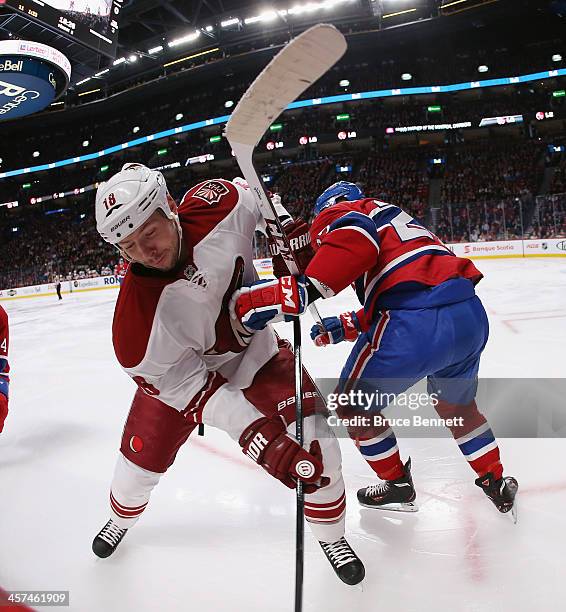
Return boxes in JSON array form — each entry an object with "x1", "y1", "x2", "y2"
[
  {"x1": 310, "y1": 311, "x2": 362, "y2": 347},
  {"x1": 270, "y1": 218, "x2": 315, "y2": 278},
  {"x1": 239, "y1": 416, "x2": 327, "y2": 493},
  {"x1": 0, "y1": 394, "x2": 8, "y2": 433},
  {"x1": 230, "y1": 275, "x2": 308, "y2": 332}
]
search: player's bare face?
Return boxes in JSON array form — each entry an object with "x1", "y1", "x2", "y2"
[{"x1": 118, "y1": 210, "x2": 179, "y2": 271}]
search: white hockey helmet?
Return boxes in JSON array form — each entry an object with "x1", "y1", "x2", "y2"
[{"x1": 95, "y1": 163, "x2": 177, "y2": 245}]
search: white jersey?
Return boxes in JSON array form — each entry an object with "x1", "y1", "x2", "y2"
[{"x1": 112, "y1": 179, "x2": 277, "y2": 440}]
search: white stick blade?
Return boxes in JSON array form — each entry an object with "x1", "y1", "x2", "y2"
[{"x1": 225, "y1": 23, "x2": 347, "y2": 147}]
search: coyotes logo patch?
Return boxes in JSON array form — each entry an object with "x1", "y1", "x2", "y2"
[{"x1": 193, "y1": 180, "x2": 230, "y2": 205}]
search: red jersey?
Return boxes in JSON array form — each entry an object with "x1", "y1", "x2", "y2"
[
  {"x1": 111, "y1": 179, "x2": 278, "y2": 439},
  {"x1": 306, "y1": 199, "x2": 482, "y2": 319}
]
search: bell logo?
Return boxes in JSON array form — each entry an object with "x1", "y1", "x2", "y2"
[{"x1": 246, "y1": 432, "x2": 268, "y2": 461}]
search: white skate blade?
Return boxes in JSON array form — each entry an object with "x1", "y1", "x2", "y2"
[
  {"x1": 510, "y1": 498, "x2": 518, "y2": 524},
  {"x1": 359, "y1": 501, "x2": 419, "y2": 513}
]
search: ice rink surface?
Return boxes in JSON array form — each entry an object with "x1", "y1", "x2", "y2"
[{"x1": 1, "y1": 258, "x2": 565, "y2": 612}]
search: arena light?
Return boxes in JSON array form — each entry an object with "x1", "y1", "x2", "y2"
[
  {"x1": 157, "y1": 148, "x2": 168, "y2": 156},
  {"x1": 94, "y1": 68, "x2": 110, "y2": 77},
  {"x1": 478, "y1": 65, "x2": 489, "y2": 73},
  {"x1": 428, "y1": 105, "x2": 442, "y2": 112},
  {"x1": 32, "y1": 151, "x2": 40, "y2": 158},
  {"x1": 336, "y1": 113, "x2": 350, "y2": 121},
  {"x1": 339, "y1": 79, "x2": 350, "y2": 87},
  {"x1": 552, "y1": 54, "x2": 562, "y2": 62},
  {"x1": 132, "y1": 126, "x2": 140, "y2": 133},
  {"x1": 148, "y1": 45, "x2": 164, "y2": 54},
  {"x1": 168, "y1": 31, "x2": 200, "y2": 48},
  {"x1": 163, "y1": 47, "x2": 219, "y2": 67},
  {"x1": 50, "y1": 101, "x2": 64, "y2": 106},
  {"x1": 204, "y1": 25, "x2": 214, "y2": 32},
  {"x1": 209, "y1": 135, "x2": 222, "y2": 143},
  {"x1": 441, "y1": 0, "x2": 469, "y2": 7},
  {"x1": 22, "y1": 183, "x2": 31, "y2": 188},
  {"x1": 382, "y1": 8, "x2": 418, "y2": 19},
  {"x1": 270, "y1": 123, "x2": 283, "y2": 131},
  {"x1": 553, "y1": 90, "x2": 566, "y2": 97},
  {"x1": 221, "y1": 18, "x2": 241, "y2": 27},
  {"x1": 224, "y1": 100, "x2": 234, "y2": 108},
  {"x1": 113, "y1": 57, "x2": 126, "y2": 66},
  {"x1": 78, "y1": 88, "x2": 101, "y2": 97},
  {"x1": 245, "y1": 11, "x2": 278, "y2": 24},
  {"x1": 82, "y1": 140, "x2": 89, "y2": 147},
  {"x1": 100, "y1": 165, "x2": 109, "y2": 172},
  {"x1": 185, "y1": 154, "x2": 214, "y2": 165},
  {"x1": 287, "y1": 1, "x2": 351, "y2": 15},
  {"x1": 176, "y1": 113, "x2": 183, "y2": 120},
  {"x1": 128, "y1": 54, "x2": 138, "y2": 62},
  {"x1": 75, "y1": 77, "x2": 91, "y2": 86},
  {"x1": 401, "y1": 73, "x2": 412, "y2": 81}
]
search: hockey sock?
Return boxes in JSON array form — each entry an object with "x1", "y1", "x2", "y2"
[
  {"x1": 435, "y1": 399, "x2": 503, "y2": 480},
  {"x1": 354, "y1": 422, "x2": 405, "y2": 481}
]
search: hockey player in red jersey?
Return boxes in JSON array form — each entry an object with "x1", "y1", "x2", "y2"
[
  {"x1": 232, "y1": 181, "x2": 518, "y2": 517},
  {"x1": 92, "y1": 164, "x2": 364, "y2": 585},
  {"x1": 114, "y1": 257, "x2": 129, "y2": 278},
  {"x1": 0, "y1": 305, "x2": 9, "y2": 433}
]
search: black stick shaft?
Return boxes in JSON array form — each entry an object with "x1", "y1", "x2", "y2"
[{"x1": 293, "y1": 317, "x2": 304, "y2": 612}]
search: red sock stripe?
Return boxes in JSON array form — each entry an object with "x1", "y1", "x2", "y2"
[
  {"x1": 469, "y1": 448, "x2": 503, "y2": 480},
  {"x1": 110, "y1": 491, "x2": 148, "y2": 512},
  {"x1": 181, "y1": 371, "x2": 226, "y2": 422},
  {"x1": 304, "y1": 492, "x2": 345, "y2": 510},
  {"x1": 110, "y1": 492, "x2": 148, "y2": 518},
  {"x1": 367, "y1": 451, "x2": 404, "y2": 480},
  {"x1": 304, "y1": 493, "x2": 346, "y2": 521}
]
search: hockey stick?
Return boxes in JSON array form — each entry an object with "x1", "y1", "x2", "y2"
[{"x1": 224, "y1": 24, "x2": 347, "y2": 612}]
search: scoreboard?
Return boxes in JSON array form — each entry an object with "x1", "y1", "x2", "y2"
[{"x1": 1, "y1": 0, "x2": 124, "y2": 57}]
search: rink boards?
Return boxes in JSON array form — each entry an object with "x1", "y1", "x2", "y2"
[{"x1": 1, "y1": 238, "x2": 565, "y2": 301}]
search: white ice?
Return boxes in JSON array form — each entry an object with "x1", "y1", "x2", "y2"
[{"x1": 1, "y1": 258, "x2": 565, "y2": 612}]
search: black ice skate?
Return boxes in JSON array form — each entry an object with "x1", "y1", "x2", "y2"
[
  {"x1": 319, "y1": 537, "x2": 365, "y2": 585},
  {"x1": 357, "y1": 458, "x2": 417, "y2": 512},
  {"x1": 92, "y1": 518, "x2": 128, "y2": 558},
  {"x1": 475, "y1": 472, "x2": 518, "y2": 522}
]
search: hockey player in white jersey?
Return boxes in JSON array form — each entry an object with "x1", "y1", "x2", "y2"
[{"x1": 92, "y1": 163, "x2": 364, "y2": 585}]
